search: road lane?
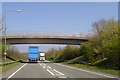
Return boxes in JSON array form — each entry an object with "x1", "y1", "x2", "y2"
[
  {"x1": 39, "y1": 63, "x2": 67, "y2": 78},
  {"x1": 2, "y1": 63, "x2": 26, "y2": 78},
  {"x1": 3, "y1": 62, "x2": 118, "y2": 79},
  {"x1": 12, "y1": 63, "x2": 54, "y2": 78},
  {"x1": 42, "y1": 62, "x2": 118, "y2": 78},
  {"x1": 7, "y1": 63, "x2": 27, "y2": 79}
]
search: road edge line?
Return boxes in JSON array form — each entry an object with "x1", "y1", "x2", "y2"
[
  {"x1": 6, "y1": 63, "x2": 27, "y2": 79},
  {"x1": 55, "y1": 63, "x2": 116, "y2": 78}
]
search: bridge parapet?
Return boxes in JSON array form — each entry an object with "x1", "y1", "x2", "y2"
[
  {"x1": 2, "y1": 32, "x2": 90, "y2": 40},
  {"x1": 2, "y1": 35, "x2": 88, "y2": 40},
  {"x1": 3, "y1": 32, "x2": 90, "y2": 38},
  {"x1": 2, "y1": 34, "x2": 89, "y2": 45}
]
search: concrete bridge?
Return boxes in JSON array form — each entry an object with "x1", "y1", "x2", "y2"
[{"x1": 2, "y1": 35, "x2": 88, "y2": 45}]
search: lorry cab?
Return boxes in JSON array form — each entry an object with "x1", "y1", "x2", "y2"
[{"x1": 39, "y1": 52, "x2": 45, "y2": 61}]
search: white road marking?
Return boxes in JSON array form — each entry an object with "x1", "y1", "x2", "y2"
[
  {"x1": 60, "y1": 77, "x2": 67, "y2": 78},
  {"x1": 44, "y1": 64, "x2": 46, "y2": 65},
  {"x1": 55, "y1": 63, "x2": 116, "y2": 78},
  {"x1": 47, "y1": 66, "x2": 51, "y2": 69},
  {"x1": 42, "y1": 66, "x2": 46, "y2": 69},
  {"x1": 39, "y1": 64, "x2": 42, "y2": 65},
  {"x1": 46, "y1": 69, "x2": 54, "y2": 75},
  {"x1": 40, "y1": 64, "x2": 66, "y2": 78},
  {"x1": 7, "y1": 63, "x2": 27, "y2": 80},
  {"x1": 53, "y1": 69, "x2": 64, "y2": 75}
]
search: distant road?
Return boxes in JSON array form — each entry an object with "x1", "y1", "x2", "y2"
[{"x1": 2, "y1": 61, "x2": 118, "y2": 79}]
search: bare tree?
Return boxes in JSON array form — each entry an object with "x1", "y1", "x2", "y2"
[
  {"x1": 92, "y1": 19, "x2": 106, "y2": 34},
  {"x1": 0, "y1": 13, "x2": 6, "y2": 34}
]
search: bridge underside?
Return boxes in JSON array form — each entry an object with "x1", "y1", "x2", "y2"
[{"x1": 2, "y1": 38, "x2": 88, "y2": 45}]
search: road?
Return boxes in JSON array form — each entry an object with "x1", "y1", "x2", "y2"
[{"x1": 2, "y1": 61, "x2": 118, "y2": 80}]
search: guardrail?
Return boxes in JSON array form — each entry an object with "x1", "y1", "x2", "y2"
[{"x1": 0, "y1": 60, "x2": 19, "y2": 66}]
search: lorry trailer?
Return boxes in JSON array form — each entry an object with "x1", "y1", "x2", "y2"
[{"x1": 28, "y1": 46, "x2": 39, "y2": 62}]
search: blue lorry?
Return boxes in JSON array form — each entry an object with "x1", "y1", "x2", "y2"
[{"x1": 28, "y1": 46, "x2": 39, "y2": 62}]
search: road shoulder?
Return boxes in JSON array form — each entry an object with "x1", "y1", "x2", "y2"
[
  {"x1": 2, "y1": 63, "x2": 25, "y2": 78},
  {"x1": 55, "y1": 62, "x2": 118, "y2": 79}
]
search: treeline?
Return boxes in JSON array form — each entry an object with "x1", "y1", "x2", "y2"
[
  {"x1": 46, "y1": 19, "x2": 119, "y2": 69},
  {"x1": 46, "y1": 46, "x2": 80, "y2": 62},
  {"x1": 2, "y1": 44, "x2": 28, "y2": 62}
]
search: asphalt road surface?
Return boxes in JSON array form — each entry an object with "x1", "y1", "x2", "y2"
[{"x1": 2, "y1": 61, "x2": 118, "y2": 80}]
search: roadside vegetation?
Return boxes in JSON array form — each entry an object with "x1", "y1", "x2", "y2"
[
  {"x1": 0, "y1": 42, "x2": 2, "y2": 63},
  {"x1": 2, "y1": 44, "x2": 28, "y2": 62},
  {"x1": 46, "y1": 18, "x2": 119, "y2": 75},
  {"x1": 2, "y1": 62, "x2": 20, "y2": 72},
  {"x1": 0, "y1": 43, "x2": 28, "y2": 73}
]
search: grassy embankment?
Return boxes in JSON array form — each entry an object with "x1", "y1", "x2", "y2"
[
  {"x1": 47, "y1": 57, "x2": 119, "y2": 75},
  {"x1": 0, "y1": 42, "x2": 28, "y2": 73},
  {"x1": 61, "y1": 56, "x2": 119, "y2": 75},
  {"x1": 0, "y1": 58, "x2": 20, "y2": 73},
  {"x1": 61, "y1": 62, "x2": 119, "y2": 75}
]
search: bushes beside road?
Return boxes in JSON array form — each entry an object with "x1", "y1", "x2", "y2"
[{"x1": 46, "y1": 46, "x2": 80, "y2": 62}]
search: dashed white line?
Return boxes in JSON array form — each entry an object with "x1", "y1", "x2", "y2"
[
  {"x1": 53, "y1": 69, "x2": 64, "y2": 75},
  {"x1": 40, "y1": 64, "x2": 66, "y2": 77},
  {"x1": 7, "y1": 63, "x2": 27, "y2": 80},
  {"x1": 39, "y1": 64, "x2": 42, "y2": 65},
  {"x1": 46, "y1": 69, "x2": 54, "y2": 75},
  {"x1": 47, "y1": 66, "x2": 51, "y2": 69},
  {"x1": 43, "y1": 64, "x2": 46, "y2": 66},
  {"x1": 42, "y1": 66, "x2": 46, "y2": 69}
]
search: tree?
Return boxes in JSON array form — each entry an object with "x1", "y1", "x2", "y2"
[{"x1": 80, "y1": 18, "x2": 118, "y2": 68}]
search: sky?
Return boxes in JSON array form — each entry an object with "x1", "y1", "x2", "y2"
[
  {"x1": 1, "y1": 2, "x2": 118, "y2": 53},
  {"x1": 1, "y1": 0, "x2": 119, "y2": 2}
]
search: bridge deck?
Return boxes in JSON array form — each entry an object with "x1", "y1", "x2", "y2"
[{"x1": 2, "y1": 36, "x2": 88, "y2": 45}]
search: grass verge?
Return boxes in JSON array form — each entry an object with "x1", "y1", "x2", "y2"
[
  {"x1": 2, "y1": 62, "x2": 20, "y2": 73},
  {"x1": 0, "y1": 66, "x2": 2, "y2": 73},
  {"x1": 61, "y1": 62, "x2": 119, "y2": 75}
]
